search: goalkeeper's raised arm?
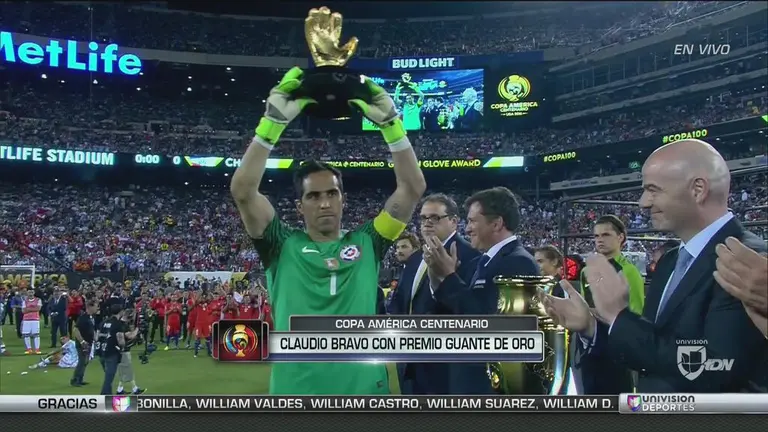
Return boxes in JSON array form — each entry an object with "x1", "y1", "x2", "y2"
[
  {"x1": 230, "y1": 67, "x2": 316, "y2": 239},
  {"x1": 350, "y1": 77, "x2": 427, "y2": 223}
]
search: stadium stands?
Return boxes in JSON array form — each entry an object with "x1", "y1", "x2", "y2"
[
  {"x1": 0, "y1": 3, "x2": 766, "y2": 408},
  {"x1": 0, "y1": 1, "x2": 766, "y2": 278},
  {"x1": 1, "y1": 70, "x2": 764, "y2": 159},
  {"x1": 0, "y1": 2, "x2": 747, "y2": 57},
  {"x1": 1, "y1": 170, "x2": 765, "y2": 273}
]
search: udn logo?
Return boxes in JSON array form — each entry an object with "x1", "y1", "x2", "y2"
[
  {"x1": 677, "y1": 345, "x2": 734, "y2": 381},
  {"x1": 673, "y1": 44, "x2": 730, "y2": 56}
]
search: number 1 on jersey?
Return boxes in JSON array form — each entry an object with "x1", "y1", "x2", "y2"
[{"x1": 330, "y1": 273, "x2": 338, "y2": 296}]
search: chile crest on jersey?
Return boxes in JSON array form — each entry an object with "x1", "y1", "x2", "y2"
[{"x1": 340, "y1": 244, "x2": 361, "y2": 262}]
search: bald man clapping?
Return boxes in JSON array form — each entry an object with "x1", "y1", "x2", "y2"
[{"x1": 543, "y1": 139, "x2": 768, "y2": 393}]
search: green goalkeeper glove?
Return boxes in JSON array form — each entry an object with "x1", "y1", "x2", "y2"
[
  {"x1": 254, "y1": 67, "x2": 316, "y2": 145},
  {"x1": 348, "y1": 77, "x2": 407, "y2": 145}
]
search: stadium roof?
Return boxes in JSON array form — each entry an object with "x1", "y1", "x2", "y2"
[{"x1": 166, "y1": 1, "x2": 573, "y2": 19}]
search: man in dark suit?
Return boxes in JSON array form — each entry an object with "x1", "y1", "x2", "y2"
[
  {"x1": 714, "y1": 237, "x2": 768, "y2": 339},
  {"x1": 424, "y1": 187, "x2": 539, "y2": 394},
  {"x1": 544, "y1": 139, "x2": 767, "y2": 393},
  {"x1": 48, "y1": 286, "x2": 68, "y2": 348},
  {"x1": 394, "y1": 232, "x2": 420, "y2": 266},
  {"x1": 119, "y1": 285, "x2": 136, "y2": 310},
  {"x1": 389, "y1": 194, "x2": 480, "y2": 394}
]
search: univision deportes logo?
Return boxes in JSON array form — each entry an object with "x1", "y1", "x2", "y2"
[{"x1": 626, "y1": 394, "x2": 696, "y2": 413}]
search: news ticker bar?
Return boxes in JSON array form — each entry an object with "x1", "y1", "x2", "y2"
[
  {"x1": 5, "y1": 394, "x2": 768, "y2": 413},
  {"x1": 0, "y1": 146, "x2": 525, "y2": 170}
]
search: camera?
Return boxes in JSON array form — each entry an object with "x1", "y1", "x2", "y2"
[{"x1": 121, "y1": 308, "x2": 152, "y2": 364}]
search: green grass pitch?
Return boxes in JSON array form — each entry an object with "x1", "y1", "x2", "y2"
[{"x1": 0, "y1": 324, "x2": 400, "y2": 395}]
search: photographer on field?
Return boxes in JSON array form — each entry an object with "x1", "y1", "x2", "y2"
[
  {"x1": 115, "y1": 308, "x2": 146, "y2": 395},
  {"x1": 71, "y1": 301, "x2": 99, "y2": 387},
  {"x1": 94, "y1": 304, "x2": 128, "y2": 395},
  {"x1": 135, "y1": 297, "x2": 150, "y2": 347}
]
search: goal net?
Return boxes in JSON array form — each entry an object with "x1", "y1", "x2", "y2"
[{"x1": 0, "y1": 264, "x2": 37, "y2": 290}]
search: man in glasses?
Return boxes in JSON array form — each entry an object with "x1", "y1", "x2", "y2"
[{"x1": 388, "y1": 193, "x2": 480, "y2": 394}]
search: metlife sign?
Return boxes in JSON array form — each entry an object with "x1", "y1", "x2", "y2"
[
  {"x1": 390, "y1": 57, "x2": 458, "y2": 70},
  {"x1": 0, "y1": 31, "x2": 142, "y2": 75}
]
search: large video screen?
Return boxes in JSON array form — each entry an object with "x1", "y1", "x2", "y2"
[
  {"x1": 484, "y1": 67, "x2": 551, "y2": 129},
  {"x1": 362, "y1": 69, "x2": 484, "y2": 132}
]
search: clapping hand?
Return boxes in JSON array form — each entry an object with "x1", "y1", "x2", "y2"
[
  {"x1": 582, "y1": 255, "x2": 630, "y2": 325},
  {"x1": 540, "y1": 280, "x2": 594, "y2": 336},
  {"x1": 422, "y1": 236, "x2": 459, "y2": 285},
  {"x1": 714, "y1": 237, "x2": 768, "y2": 315}
]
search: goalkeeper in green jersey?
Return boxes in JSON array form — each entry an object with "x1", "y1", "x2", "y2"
[
  {"x1": 394, "y1": 81, "x2": 425, "y2": 131},
  {"x1": 231, "y1": 67, "x2": 427, "y2": 395},
  {"x1": 579, "y1": 215, "x2": 645, "y2": 315}
]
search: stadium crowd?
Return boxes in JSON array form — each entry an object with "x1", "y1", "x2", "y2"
[
  {"x1": 1, "y1": 170, "x2": 765, "y2": 274},
  {"x1": 0, "y1": 2, "x2": 765, "y2": 278},
  {"x1": 0, "y1": 1, "x2": 766, "y2": 409},
  {"x1": 0, "y1": 1, "x2": 743, "y2": 57},
  {"x1": 558, "y1": 54, "x2": 768, "y2": 114},
  {"x1": 1, "y1": 89, "x2": 764, "y2": 161}
]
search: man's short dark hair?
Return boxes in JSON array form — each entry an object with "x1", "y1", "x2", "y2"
[
  {"x1": 464, "y1": 187, "x2": 520, "y2": 232},
  {"x1": 535, "y1": 245, "x2": 564, "y2": 267},
  {"x1": 110, "y1": 304, "x2": 123, "y2": 316},
  {"x1": 396, "y1": 232, "x2": 421, "y2": 250},
  {"x1": 422, "y1": 193, "x2": 459, "y2": 217},
  {"x1": 595, "y1": 214, "x2": 627, "y2": 244},
  {"x1": 293, "y1": 160, "x2": 344, "y2": 198}
]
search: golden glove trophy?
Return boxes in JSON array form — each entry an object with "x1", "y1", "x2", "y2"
[
  {"x1": 294, "y1": 7, "x2": 371, "y2": 118},
  {"x1": 487, "y1": 275, "x2": 570, "y2": 395}
]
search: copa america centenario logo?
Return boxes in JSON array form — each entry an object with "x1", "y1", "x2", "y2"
[
  {"x1": 223, "y1": 324, "x2": 259, "y2": 358},
  {"x1": 497, "y1": 75, "x2": 531, "y2": 102}
]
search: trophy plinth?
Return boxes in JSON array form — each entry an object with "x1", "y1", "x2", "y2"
[
  {"x1": 487, "y1": 275, "x2": 569, "y2": 395},
  {"x1": 293, "y1": 67, "x2": 369, "y2": 119},
  {"x1": 299, "y1": 7, "x2": 371, "y2": 119}
]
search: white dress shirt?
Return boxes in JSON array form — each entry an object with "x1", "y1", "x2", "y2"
[
  {"x1": 483, "y1": 235, "x2": 518, "y2": 266},
  {"x1": 412, "y1": 231, "x2": 456, "y2": 300}
]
